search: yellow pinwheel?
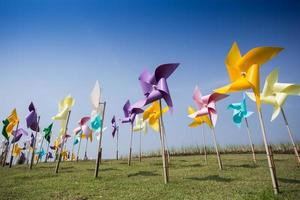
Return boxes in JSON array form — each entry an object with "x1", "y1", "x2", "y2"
[
  {"x1": 52, "y1": 95, "x2": 75, "y2": 136},
  {"x1": 187, "y1": 106, "x2": 212, "y2": 129},
  {"x1": 214, "y1": 42, "x2": 283, "y2": 109},
  {"x1": 12, "y1": 143, "x2": 22, "y2": 157},
  {"x1": 143, "y1": 101, "x2": 169, "y2": 132},
  {"x1": 247, "y1": 68, "x2": 300, "y2": 121},
  {"x1": 247, "y1": 68, "x2": 300, "y2": 164},
  {"x1": 61, "y1": 149, "x2": 68, "y2": 161}
]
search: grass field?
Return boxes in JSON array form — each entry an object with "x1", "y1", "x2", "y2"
[{"x1": 0, "y1": 154, "x2": 299, "y2": 200}]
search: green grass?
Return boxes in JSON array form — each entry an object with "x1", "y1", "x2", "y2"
[{"x1": 0, "y1": 154, "x2": 299, "y2": 200}]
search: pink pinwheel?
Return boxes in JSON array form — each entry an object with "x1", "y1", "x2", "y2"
[
  {"x1": 121, "y1": 100, "x2": 144, "y2": 124},
  {"x1": 188, "y1": 86, "x2": 229, "y2": 127},
  {"x1": 138, "y1": 63, "x2": 179, "y2": 110},
  {"x1": 26, "y1": 102, "x2": 40, "y2": 132}
]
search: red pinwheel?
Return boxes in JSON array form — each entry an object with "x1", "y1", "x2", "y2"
[
  {"x1": 26, "y1": 102, "x2": 40, "y2": 132},
  {"x1": 138, "y1": 63, "x2": 179, "y2": 110}
]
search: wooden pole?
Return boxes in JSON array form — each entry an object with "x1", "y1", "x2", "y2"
[
  {"x1": 128, "y1": 123, "x2": 133, "y2": 166},
  {"x1": 211, "y1": 127, "x2": 223, "y2": 170},
  {"x1": 139, "y1": 123, "x2": 142, "y2": 162},
  {"x1": 201, "y1": 125, "x2": 207, "y2": 164},
  {"x1": 2, "y1": 139, "x2": 10, "y2": 167},
  {"x1": 158, "y1": 99, "x2": 169, "y2": 183},
  {"x1": 257, "y1": 109, "x2": 279, "y2": 194},
  {"x1": 70, "y1": 143, "x2": 74, "y2": 161},
  {"x1": 76, "y1": 133, "x2": 82, "y2": 162},
  {"x1": 45, "y1": 142, "x2": 50, "y2": 163},
  {"x1": 280, "y1": 108, "x2": 300, "y2": 164},
  {"x1": 9, "y1": 122, "x2": 19, "y2": 168},
  {"x1": 116, "y1": 127, "x2": 119, "y2": 160},
  {"x1": 244, "y1": 117, "x2": 256, "y2": 164},
  {"x1": 94, "y1": 101, "x2": 106, "y2": 178},
  {"x1": 84, "y1": 138, "x2": 88, "y2": 160},
  {"x1": 36, "y1": 135, "x2": 44, "y2": 165},
  {"x1": 29, "y1": 116, "x2": 40, "y2": 170},
  {"x1": 55, "y1": 110, "x2": 71, "y2": 173}
]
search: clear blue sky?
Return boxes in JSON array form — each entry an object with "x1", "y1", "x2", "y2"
[{"x1": 0, "y1": 0, "x2": 300, "y2": 159}]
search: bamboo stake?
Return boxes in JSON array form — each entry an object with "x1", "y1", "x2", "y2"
[
  {"x1": 84, "y1": 137, "x2": 88, "y2": 160},
  {"x1": 257, "y1": 109, "x2": 279, "y2": 194},
  {"x1": 45, "y1": 142, "x2": 50, "y2": 163},
  {"x1": 201, "y1": 125, "x2": 207, "y2": 164},
  {"x1": 158, "y1": 99, "x2": 169, "y2": 183},
  {"x1": 2, "y1": 139, "x2": 10, "y2": 167},
  {"x1": 244, "y1": 117, "x2": 256, "y2": 164},
  {"x1": 139, "y1": 123, "x2": 142, "y2": 162},
  {"x1": 76, "y1": 133, "x2": 82, "y2": 162},
  {"x1": 94, "y1": 101, "x2": 106, "y2": 178},
  {"x1": 128, "y1": 123, "x2": 133, "y2": 166},
  {"x1": 29, "y1": 116, "x2": 40, "y2": 169},
  {"x1": 280, "y1": 108, "x2": 300, "y2": 164},
  {"x1": 211, "y1": 127, "x2": 223, "y2": 170},
  {"x1": 9, "y1": 122, "x2": 19, "y2": 168},
  {"x1": 116, "y1": 127, "x2": 119, "y2": 160},
  {"x1": 36, "y1": 135, "x2": 44, "y2": 165},
  {"x1": 55, "y1": 110, "x2": 71, "y2": 173}
]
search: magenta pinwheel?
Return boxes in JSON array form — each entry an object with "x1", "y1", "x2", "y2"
[
  {"x1": 138, "y1": 63, "x2": 179, "y2": 110},
  {"x1": 121, "y1": 100, "x2": 144, "y2": 124},
  {"x1": 26, "y1": 102, "x2": 39, "y2": 132},
  {"x1": 188, "y1": 86, "x2": 229, "y2": 126}
]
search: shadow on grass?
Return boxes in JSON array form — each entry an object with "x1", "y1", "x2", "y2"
[
  {"x1": 226, "y1": 164, "x2": 256, "y2": 169},
  {"x1": 278, "y1": 178, "x2": 300, "y2": 184},
  {"x1": 187, "y1": 163, "x2": 203, "y2": 167},
  {"x1": 128, "y1": 171, "x2": 159, "y2": 177},
  {"x1": 186, "y1": 175, "x2": 233, "y2": 182},
  {"x1": 86, "y1": 167, "x2": 119, "y2": 172}
]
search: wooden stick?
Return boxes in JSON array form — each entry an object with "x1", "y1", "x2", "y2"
[
  {"x1": 94, "y1": 101, "x2": 106, "y2": 178},
  {"x1": 76, "y1": 133, "x2": 82, "y2": 162},
  {"x1": 45, "y1": 142, "x2": 50, "y2": 163},
  {"x1": 2, "y1": 139, "x2": 10, "y2": 167},
  {"x1": 244, "y1": 117, "x2": 256, "y2": 164},
  {"x1": 55, "y1": 110, "x2": 71, "y2": 173},
  {"x1": 201, "y1": 125, "x2": 207, "y2": 164},
  {"x1": 9, "y1": 122, "x2": 19, "y2": 168},
  {"x1": 29, "y1": 116, "x2": 40, "y2": 170},
  {"x1": 84, "y1": 137, "x2": 88, "y2": 160},
  {"x1": 158, "y1": 99, "x2": 169, "y2": 183},
  {"x1": 139, "y1": 124, "x2": 142, "y2": 162},
  {"x1": 257, "y1": 109, "x2": 279, "y2": 194},
  {"x1": 116, "y1": 127, "x2": 119, "y2": 160},
  {"x1": 36, "y1": 135, "x2": 44, "y2": 165},
  {"x1": 280, "y1": 107, "x2": 300, "y2": 164},
  {"x1": 211, "y1": 127, "x2": 223, "y2": 170},
  {"x1": 128, "y1": 123, "x2": 133, "y2": 166}
]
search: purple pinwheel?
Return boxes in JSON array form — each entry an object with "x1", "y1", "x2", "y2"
[
  {"x1": 121, "y1": 100, "x2": 144, "y2": 124},
  {"x1": 30, "y1": 133, "x2": 35, "y2": 149},
  {"x1": 26, "y1": 102, "x2": 40, "y2": 132},
  {"x1": 111, "y1": 116, "x2": 118, "y2": 138},
  {"x1": 47, "y1": 152, "x2": 53, "y2": 159},
  {"x1": 11, "y1": 128, "x2": 28, "y2": 144},
  {"x1": 138, "y1": 63, "x2": 179, "y2": 110}
]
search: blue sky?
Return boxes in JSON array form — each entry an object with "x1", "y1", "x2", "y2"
[{"x1": 0, "y1": 0, "x2": 300, "y2": 159}]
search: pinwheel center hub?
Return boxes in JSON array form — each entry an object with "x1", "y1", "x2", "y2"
[
  {"x1": 241, "y1": 72, "x2": 246, "y2": 78},
  {"x1": 152, "y1": 85, "x2": 158, "y2": 90}
]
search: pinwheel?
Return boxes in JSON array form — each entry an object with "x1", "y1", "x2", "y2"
[
  {"x1": 138, "y1": 63, "x2": 179, "y2": 110},
  {"x1": 26, "y1": 102, "x2": 40, "y2": 132},
  {"x1": 73, "y1": 128, "x2": 82, "y2": 162},
  {"x1": 247, "y1": 68, "x2": 300, "y2": 164},
  {"x1": 111, "y1": 116, "x2": 119, "y2": 160},
  {"x1": 47, "y1": 152, "x2": 53, "y2": 160},
  {"x1": 187, "y1": 106, "x2": 212, "y2": 164},
  {"x1": 11, "y1": 128, "x2": 28, "y2": 144},
  {"x1": 138, "y1": 63, "x2": 179, "y2": 183},
  {"x1": 73, "y1": 116, "x2": 90, "y2": 162},
  {"x1": 90, "y1": 80, "x2": 108, "y2": 178},
  {"x1": 214, "y1": 42, "x2": 283, "y2": 194},
  {"x1": 81, "y1": 124, "x2": 92, "y2": 160},
  {"x1": 133, "y1": 115, "x2": 148, "y2": 162},
  {"x1": 52, "y1": 95, "x2": 74, "y2": 173},
  {"x1": 43, "y1": 123, "x2": 53, "y2": 163},
  {"x1": 188, "y1": 86, "x2": 228, "y2": 170},
  {"x1": 228, "y1": 95, "x2": 256, "y2": 164},
  {"x1": 36, "y1": 148, "x2": 46, "y2": 160},
  {"x1": 12, "y1": 143, "x2": 22, "y2": 157},
  {"x1": 143, "y1": 101, "x2": 168, "y2": 132},
  {"x1": 61, "y1": 149, "x2": 68, "y2": 161},
  {"x1": 122, "y1": 100, "x2": 144, "y2": 166}
]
